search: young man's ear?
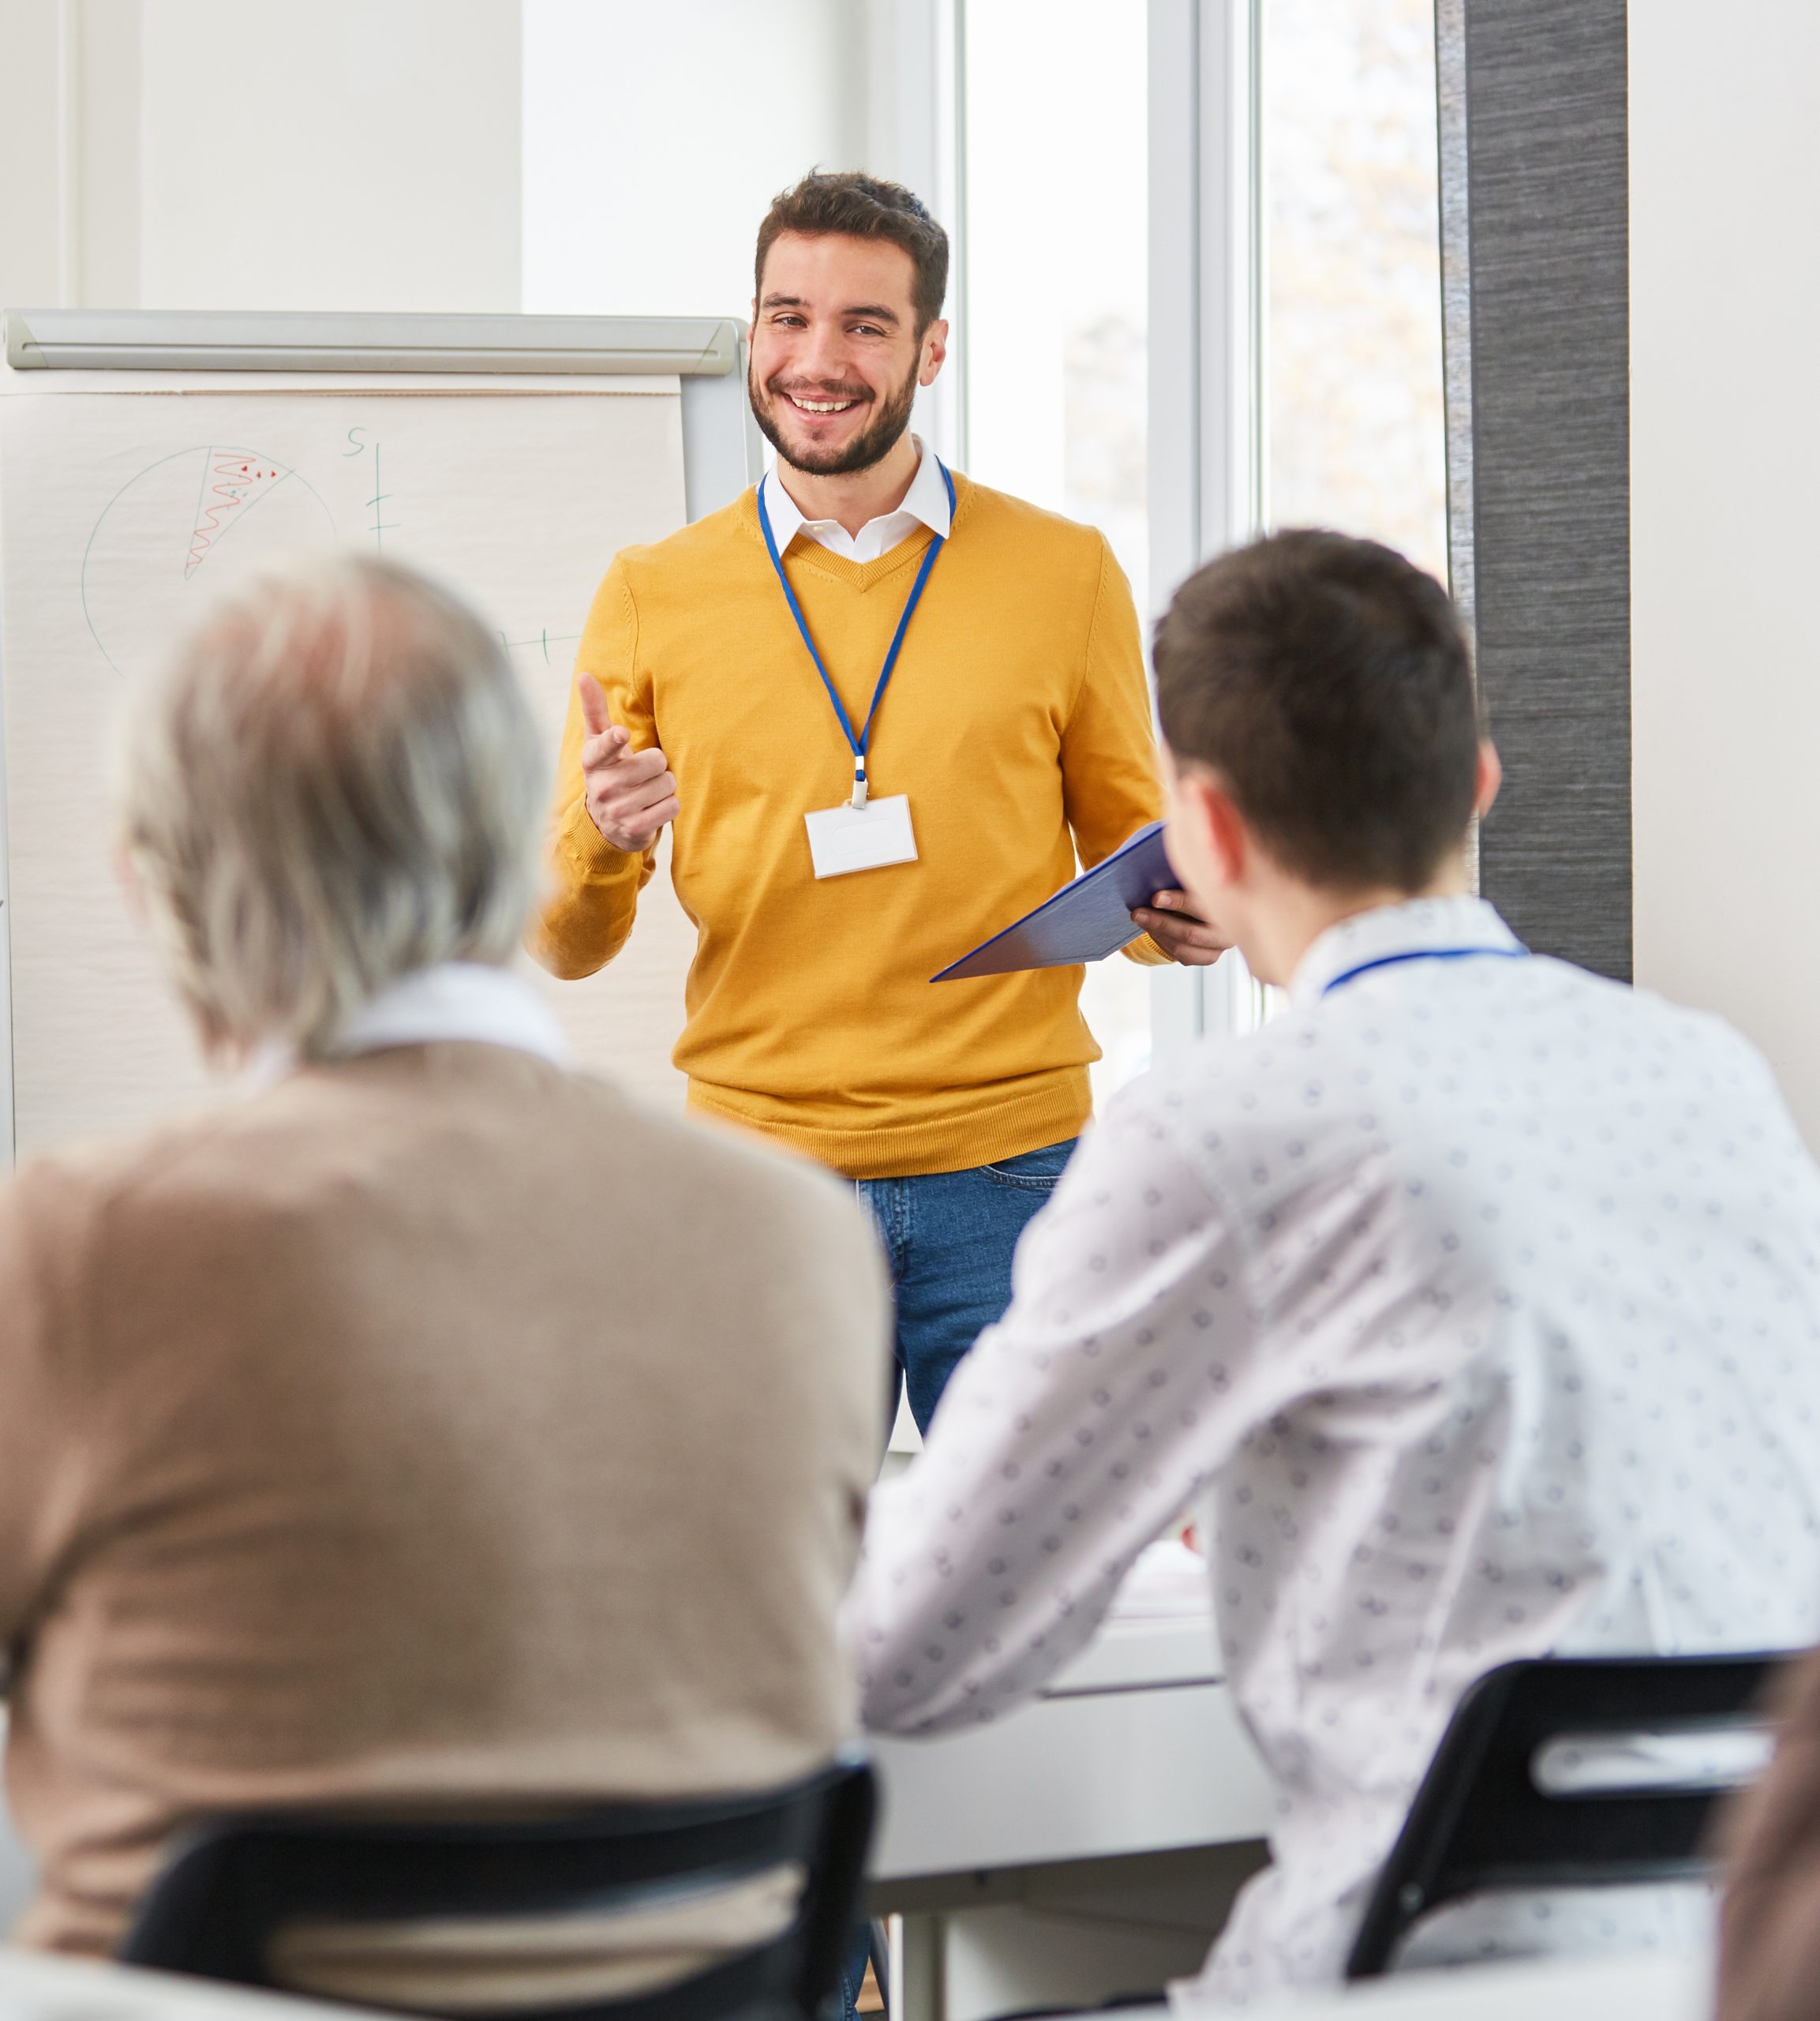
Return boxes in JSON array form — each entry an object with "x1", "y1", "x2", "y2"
[
  {"x1": 113, "y1": 842, "x2": 147, "y2": 924},
  {"x1": 1474, "y1": 740, "x2": 1503, "y2": 820},
  {"x1": 1163, "y1": 754, "x2": 1248, "y2": 895},
  {"x1": 919, "y1": 319, "x2": 949, "y2": 384}
]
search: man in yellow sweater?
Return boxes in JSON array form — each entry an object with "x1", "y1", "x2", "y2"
[{"x1": 533, "y1": 171, "x2": 1223, "y2": 1432}]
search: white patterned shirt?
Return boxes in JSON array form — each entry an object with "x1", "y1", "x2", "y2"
[{"x1": 844, "y1": 896, "x2": 1820, "y2": 1997}]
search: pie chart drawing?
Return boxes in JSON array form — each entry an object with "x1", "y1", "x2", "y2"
[{"x1": 81, "y1": 445, "x2": 337, "y2": 680}]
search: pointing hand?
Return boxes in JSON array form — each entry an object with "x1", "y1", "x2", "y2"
[{"x1": 577, "y1": 674, "x2": 679, "y2": 853}]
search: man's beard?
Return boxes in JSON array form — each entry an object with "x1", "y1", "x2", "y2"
[{"x1": 749, "y1": 355, "x2": 920, "y2": 478}]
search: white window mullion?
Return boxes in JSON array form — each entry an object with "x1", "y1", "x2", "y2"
[
  {"x1": 866, "y1": 0, "x2": 968, "y2": 467},
  {"x1": 1148, "y1": 0, "x2": 1262, "y2": 1059}
]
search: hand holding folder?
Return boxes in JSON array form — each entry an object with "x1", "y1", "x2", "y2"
[{"x1": 934, "y1": 822, "x2": 1214, "y2": 981}]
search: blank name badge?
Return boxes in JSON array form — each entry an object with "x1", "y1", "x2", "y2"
[{"x1": 805, "y1": 796, "x2": 919, "y2": 879}]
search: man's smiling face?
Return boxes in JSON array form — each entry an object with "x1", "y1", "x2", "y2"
[{"x1": 748, "y1": 231, "x2": 946, "y2": 478}]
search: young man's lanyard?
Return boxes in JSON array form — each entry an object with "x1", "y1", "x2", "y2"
[
  {"x1": 755, "y1": 460, "x2": 957, "y2": 809},
  {"x1": 1320, "y1": 945, "x2": 1530, "y2": 997}
]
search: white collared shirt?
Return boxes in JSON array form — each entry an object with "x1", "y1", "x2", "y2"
[
  {"x1": 844, "y1": 895, "x2": 1820, "y2": 1996},
  {"x1": 332, "y1": 961, "x2": 572, "y2": 1065},
  {"x1": 760, "y1": 434, "x2": 951, "y2": 564},
  {"x1": 246, "y1": 962, "x2": 572, "y2": 1085}
]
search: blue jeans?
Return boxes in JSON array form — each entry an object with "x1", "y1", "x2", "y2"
[{"x1": 859, "y1": 1138, "x2": 1079, "y2": 1435}]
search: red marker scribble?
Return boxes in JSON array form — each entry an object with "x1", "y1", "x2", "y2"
[{"x1": 185, "y1": 450, "x2": 286, "y2": 578}]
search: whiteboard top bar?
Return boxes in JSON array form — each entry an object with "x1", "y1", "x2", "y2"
[{"x1": 2, "y1": 309, "x2": 742, "y2": 377}]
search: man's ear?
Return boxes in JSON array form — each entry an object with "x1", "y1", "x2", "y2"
[
  {"x1": 919, "y1": 319, "x2": 949, "y2": 385},
  {"x1": 113, "y1": 842, "x2": 146, "y2": 923},
  {"x1": 1173, "y1": 763, "x2": 1248, "y2": 890},
  {"x1": 1201, "y1": 775, "x2": 1249, "y2": 888},
  {"x1": 1474, "y1": 739, "x2": 1503, "y2": 819}
]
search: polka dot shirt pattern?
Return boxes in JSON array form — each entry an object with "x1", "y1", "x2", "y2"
[{"x1": 843, "y1": 897, "x2": 1820, "y2": 1997}]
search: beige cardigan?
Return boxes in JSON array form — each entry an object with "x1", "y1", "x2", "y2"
[{"x1": 0, "y1": 1042, "x2": 887, "y2": 1977}]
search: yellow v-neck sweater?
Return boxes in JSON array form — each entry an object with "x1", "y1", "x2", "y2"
[{"x1": 530, "y1": 473, "x2": 1166, "y2": 1179}]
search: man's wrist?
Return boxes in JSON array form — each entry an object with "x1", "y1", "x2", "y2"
[
  {"x1": 1121, "y1": 931, "x2": 1174, "y2": 968},
  {"x1": 560, "y1": 793, "x2": 635, "y2": 877}
]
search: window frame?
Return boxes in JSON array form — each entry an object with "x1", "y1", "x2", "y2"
[
  {"x1": 1146, "y1": 0, "x2": 1263, "y2": 1055},
  {"x1": 879, "y1": 0, "x2": 1262, "y2": 1063}
]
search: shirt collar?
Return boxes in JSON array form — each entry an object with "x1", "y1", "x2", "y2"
[
  {"x1": 242, "y1": 962, "x2": 574, "y2": 1088},
  {"x1": 1289, "y1": 895, "x2": 1523, "y2": 1011},
  {"x1": 330, "y1": 961, "x2": 572, "y2": 1066},
  {"x1": 760, "y1": 433, "x2": 951, "y2": 553}
]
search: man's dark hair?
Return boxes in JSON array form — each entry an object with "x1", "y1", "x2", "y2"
[
  {"x1": 755, "y1": 171, "x2": 949, "y2": 333},
  {"x1": 1154, "y1": 530, "x2": 1481, "y2": 893}
]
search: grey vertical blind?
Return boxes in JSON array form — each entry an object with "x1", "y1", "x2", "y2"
[{"x1": 1436, "y1": 0, "x2": 1631, "y2": 981}]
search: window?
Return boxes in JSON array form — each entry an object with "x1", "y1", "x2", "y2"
[
  {"x1": 961, "y1": 0, "x2": 1155, "y2": 1099},
  {"x1": 1230, "y1": 0, "x2": 1447, "y2": 1025},
  {"x1": 1262, "y1": 0, "x2": 1446, "y2": 579}
]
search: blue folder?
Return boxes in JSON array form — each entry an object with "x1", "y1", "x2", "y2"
[{"x1": 932, "y1": 820, "x2": 1178, "y2": 981}]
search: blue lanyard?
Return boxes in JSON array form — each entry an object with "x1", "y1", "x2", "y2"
[
  {"x1": 1320, "y1": 945, "x2": 1530, "y2": 998},
  {"x1": 756, "y1": 461, "x2": 957, "y2": 808}
]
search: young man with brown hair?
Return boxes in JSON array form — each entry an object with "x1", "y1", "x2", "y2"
[
  {"x1": 845, "y1": 529, "x2": 1820, "y2": 1995},
  {"x1": 533, "y1": 171, "x2": 1221, "y2": 1431}
]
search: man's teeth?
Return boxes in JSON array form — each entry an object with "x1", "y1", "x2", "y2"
[{"x1": 790, "y1": 396, "x2": 858, "y2": 413}]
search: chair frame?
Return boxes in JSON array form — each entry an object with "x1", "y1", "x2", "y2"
[
  {"x1": 1345, "y1": 1652, "x2": 1788, "y2": 1978},
  {"x1": 119, "y1": 1757, "x2": 875, "y2": 2021}
]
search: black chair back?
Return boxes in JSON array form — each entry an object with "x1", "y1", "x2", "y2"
[
  {"x1": 1345, "y1": 1652, "x2": 1788, "y2": 1978},
  {"x1": 119, "y1": 1757, "x2": 875, "y2": 2021}
]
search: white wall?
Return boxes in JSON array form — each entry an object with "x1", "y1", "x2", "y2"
[
  {"x1": 2, "y1": 2, "x2": 517, "y2": 317},
  {"x1": 522, "y1": 0, "x2": 867, "y2": 318},
  {"x1": 139, "y1": 0, "x2": 520, "y2": 312},
  {"x1": 0, "y1": 0, "x2": 62, "y2": 310},
  {"x1": 5, "y1": 1, "x2": 927, "y2": 333},
  {"x1": 1630, "y1": 6, "x2": 1820, "y2": 1145},
  {"x1": 0, "y1": 0, "x2": 520, "y2": 317},
  {"x1": 0, "y1": 0, "x2": 140, "y2": 312}
]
